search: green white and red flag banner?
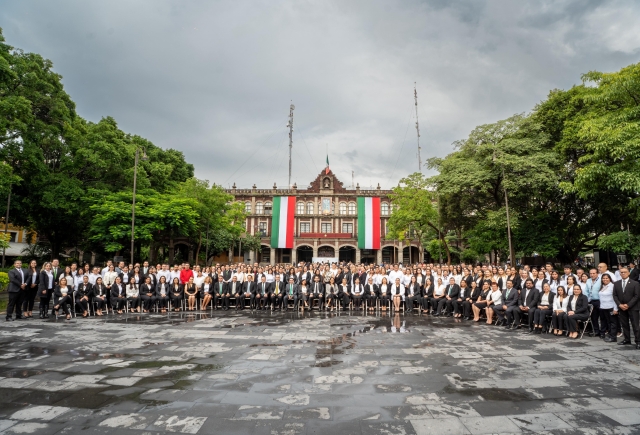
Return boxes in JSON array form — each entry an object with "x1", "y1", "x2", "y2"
[
  {"x1": 357, "y1": 197, "x2": 380, "y2": 249},
  {"x1": 270, "y1": 196, "x2": 295, "y2": 249}
]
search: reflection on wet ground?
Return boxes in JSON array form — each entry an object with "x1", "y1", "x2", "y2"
[{"x1": 0, "y1": 310, "x2": 639, "y2": 434}]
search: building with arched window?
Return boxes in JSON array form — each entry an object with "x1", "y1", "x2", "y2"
[{"x1": 227, "y1": 170, "x2": 420, "y2": 265}]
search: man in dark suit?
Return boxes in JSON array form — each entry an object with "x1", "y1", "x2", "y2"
[
  {"x1": 497, "y1": 280, "x2": 519, "y2": 326},
  {"x1": 510, "y1": 279, "x2": 539, "y2": 331},
  {"x1": 51, "y1": 259, "x2": 62, "y2": 286},
  {"x1": 613, "y1": 267, "x2": 640, "y2": 348},
  {"x1": 284, "y1": 277, "x2": 299, "y2": 310},
  {"x1": 213, "y1": 275, "x2": 230, "y2": 310},
  {"x1": 7, "y1": 260, "x2": 27, "y2": 321},
  {"x1": 629, "y1": 261, "x2": 639, "y2": 282},
  {"x1": 253, "y1": 275, "x2": 270, "y2": 310},
  {"x1": 436, "y1": 277, "x2": 460, "y2": 316},
  {"x1": 239, "y1": 274, "x2": 254, "y2": 310},
  {"x1": 270, "y1": 274, "x2": 285, "y2": 310}
]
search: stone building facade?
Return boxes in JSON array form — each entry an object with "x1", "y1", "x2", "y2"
[{"x1": 227, "y1": 170, "x2": 422, "y2": 265}]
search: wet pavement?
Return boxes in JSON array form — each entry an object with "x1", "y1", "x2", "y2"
[{"x1": 1, "y1": 310, "x2": 640, "y2": 435}]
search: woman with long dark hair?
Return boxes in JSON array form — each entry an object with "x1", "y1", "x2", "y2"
[{"x1": 22, "y1": 260, "x2": 39, "y2": 318}]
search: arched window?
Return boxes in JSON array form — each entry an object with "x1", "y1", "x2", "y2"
[
  {"x1": 297, "y1": 201, "x2": 305, "y2": 215},
  {"x1": 339, "y1": 202, "x2": 347, "y2": 215},
  {"x1": 307, "y1": 203, "x2": 314, "y2": 214},
  {"x1": 255, "y1": 202, "x2": 264, "y2": 214},
  {"x1": 381, "y1": 202, "x2": 390, "y2": 216},
  {"x1": 348, "y1": 202, "x2": 356, "y2": 215},
  {"x1": 264, "y1": 202, "x2": 272, "y2": 215},
  {"x1": 245, "y1": 202, "x2": 252, "y2": 214}
]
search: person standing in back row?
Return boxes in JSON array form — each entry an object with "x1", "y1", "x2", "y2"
[
  {"x1": 6, "y1": 260, "x2": 26, "y2": 321},
  {"x1": 613, "y1": 267, "x2": 640, "y2": 349}
]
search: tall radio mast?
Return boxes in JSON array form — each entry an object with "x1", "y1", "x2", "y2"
[
  {"x1": 414, "y1": 83, "x2": 422, "y2": 171},
  {"x1": 287, "y1": 103, "x2": 295, "y2": 188}
]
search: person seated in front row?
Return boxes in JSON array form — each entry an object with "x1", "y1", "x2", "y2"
[
  {"x1": 351, "y1": 277, "x2": 364, "y2": 310},
  {"x1": 126, "y1": 276, "x2": 141, "y2": 313},
  {"x1": 156, "y1": 276, "x2": 170, "y2": 313},
  {"x1": 254, "y1": 275, "x2": 270, "y2": 310},
  {"x1": 140, "y1": 276, "x2": 156, "y2": 313},
  {"x1": 270, "y1": 274, "x2": 285, "y2": 310},
  {"x1": 110, "y1": 276, "x2": 127, "y2": 314},
  {"x1": 310, "y1": 275, "x2": 325, "y2": 310},
  {"x1": 169, "y1": 277, "x2": 183, "y2": 311},
  {"x1": 200, "y1": 275, "x2": 214, "y2": 310},
  {"x1": 364, "y1": 277, "x2": 378, "y2": 311},
  {"x1": 75, "y1": 275, "x2": 93, "y2": 318},
  {"x1": 53, "y1": 277, "x2": 73, "y2": 320},
  {"x1": 551, "y1": 286, "x2": 568, "y2": 335},
  {"x1": 532, "y1": 282, "x2": 554, "y2": 334},
  {"x1": 183, "y1": 276, "x2": 198, "y2": 311},
  {"x1": 566, "y1": 284, "x2": 589, "y2": 339},
  {"x1": 285, "y1": 276, "x2": 299, "y2": 310}
]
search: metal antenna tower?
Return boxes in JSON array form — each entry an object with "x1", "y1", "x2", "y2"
[
  {"x1": 287, "y1": 103, "x2": 295, "y2": 188},
  {"x1": 414, "y1": 83, "x2": 422, "y2": 171}
]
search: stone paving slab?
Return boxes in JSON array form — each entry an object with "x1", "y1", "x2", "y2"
[{"x1": 1, "y1": 310, "x2": 640, "y2": 434}]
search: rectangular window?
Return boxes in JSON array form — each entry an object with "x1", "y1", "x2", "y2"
[
  {"x1": 258, "y1": 222, "x2": 267, "y2": 236},
  {"x1": 342, "y1": 223, "x2": 353, "y2": 234},
  {"x1": 321, "y1": 223, "x2": 332, "y2": 233},
  {"x1": 300, "y1": 222, "x2": 311, "y2": 233},
  {"x1": 7, "y1": 232, "x2": 17, "y2": 243}
]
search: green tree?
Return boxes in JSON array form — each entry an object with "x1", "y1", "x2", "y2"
[
  {"x1": 387, "y1": 172, "x2": 450, "y2": 263},
  {"x1": 86, "y1": 190, "x2": 199, "y2": 255}
]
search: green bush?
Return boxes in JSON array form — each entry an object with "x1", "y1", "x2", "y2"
[{"x1": 0, "y1": 272, "x2": 8, "y2": 291}]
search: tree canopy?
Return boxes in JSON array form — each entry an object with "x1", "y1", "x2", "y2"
[
  {"x1": 0, "y1": 28, "x2": 244, "y2": 264},
  {"x1": 428, "y1": 62, "x2": 640, "y2": 264}
]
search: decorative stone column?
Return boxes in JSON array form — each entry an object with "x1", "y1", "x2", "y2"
[{"x1": 270, "y1": 247, "x2": 276, "y2": 266}]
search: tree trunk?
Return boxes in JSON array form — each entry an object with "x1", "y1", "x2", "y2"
[
  {"x1": 195, "y1": 231, "x2": 202, "y2": 266},
  {"x1": 168, "y1": 235, "x2": 175, "y2": 264}
]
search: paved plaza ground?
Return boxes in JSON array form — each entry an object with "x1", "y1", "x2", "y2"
[{"x1": 1, "y1": 310, "x2": 640, "y2": 435}]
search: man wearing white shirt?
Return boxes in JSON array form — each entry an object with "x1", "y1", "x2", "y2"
[
  {"x1": 388, "y1": 264, "x2": 403, "y2": 286},
  {"x1": 560, "y1": 265, "x2": 579, "y2": 287},
  {"x1": 585, "y1": 268, "x2": 602, "y2": 336},
  {"x1": 598, "y1": 263, "x2": 618, "y2": 282},
  {"x1": 157, "y1": 264, "x2": 172, "y2": 283},
  {"x1": 101, "y1": 260, "x2": 113, "y2": 277},
  {"x1": 170, "y1": 265, "x2": 181, "y2": 283},
  {"x1": 88, "y1": 268, "x2": 101, "y2": 285}
]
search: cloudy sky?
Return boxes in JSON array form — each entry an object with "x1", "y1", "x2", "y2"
[{"x1": 1, "y1": 0, "x2": 639, "y2": 189}]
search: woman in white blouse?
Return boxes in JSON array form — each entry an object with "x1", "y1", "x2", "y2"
[
  {"x1": 430, "y1": 278, "x2": 446, "y2": 314},
  {"x1": 379, "y1": 277, "x2": 390, "y2": 311},
  {"x1": 126, "y1": 277, "x2": 141, "y2": 312},
  {"x1": 485, "y1": 283, "x2": 503, "y2": 325},
  {"x1": 391, "y1": 278, "x2": 405, "y2": 312},
  {"x1": 551, "y1": 286, "x2": 569, "y2": 335},
  {"x1": 598, "y1": 273, "x2": 618, "y2": 342},
  {"x1": 194, "y1": 270, "x2": 206, "y2": 287},
  {"x1": 200, "y1": 275, "x2": 214, "y2": 310}
]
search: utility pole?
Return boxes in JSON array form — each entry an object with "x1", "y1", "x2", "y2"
[
  {"x1": 287, "y1": 103, "x2": 295, "y2": 188},
  {"x1": 414, "y1": 83, "x2": 422, "y2": 171}
]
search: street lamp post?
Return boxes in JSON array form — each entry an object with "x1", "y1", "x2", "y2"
[
  {"x1": 493, "y1": 151, "x2": 515, "y2": 265},
  {"x1": 131, "y1": 148, "x2": 148, "y2": 265}
]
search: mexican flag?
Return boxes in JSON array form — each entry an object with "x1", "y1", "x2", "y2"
[
  {"x1": 357, "y1": 197, "x2": 381, "y2": 249},
  {"x1": 271, "y1": 196, "x2": 295, "y2": 249}
]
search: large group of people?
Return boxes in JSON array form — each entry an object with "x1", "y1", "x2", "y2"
[{"x1": 5, "y1": 258, "x2": 640, "y2": 347}]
